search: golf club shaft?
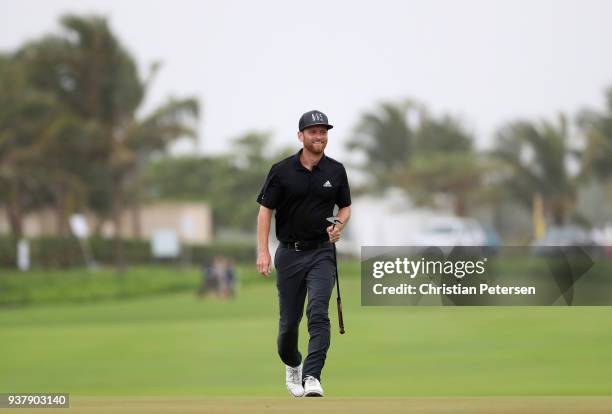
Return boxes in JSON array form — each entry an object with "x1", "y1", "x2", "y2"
[{"x1": 332, "y1": 223, "x2": 345, "y2": 334}]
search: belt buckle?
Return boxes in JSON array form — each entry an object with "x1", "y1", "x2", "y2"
[{"x1": 293, "y1": 242, "x2": 302, "y2": 252}]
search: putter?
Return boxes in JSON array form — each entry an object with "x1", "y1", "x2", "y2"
[{"x1": 327, "y1": 216, "x2": 345, "y2": 335}]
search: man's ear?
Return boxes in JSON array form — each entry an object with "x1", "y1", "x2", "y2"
[{"x1": 297, "y1": 131, "x2": 304, "y2": 143}]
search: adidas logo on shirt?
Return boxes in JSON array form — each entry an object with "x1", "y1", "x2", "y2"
[{"x1": 323, "y1": 180, "x2": 332, "y2": 188}]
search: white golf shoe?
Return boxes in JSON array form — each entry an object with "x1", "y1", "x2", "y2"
[
  {"x1": 285, "y1": 364, "x2": 304, "y2": 397},
  {"x1": 303, "y1": 375, "x2": 324, "y2": 397}
]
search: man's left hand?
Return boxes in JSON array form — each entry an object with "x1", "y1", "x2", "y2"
[{"x1": 327, "y1": 224, "x2": 343, "y2": 243}]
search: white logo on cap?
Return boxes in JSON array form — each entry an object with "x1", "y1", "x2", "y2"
[{"x1": 312, "y1": 113, "x2": 324, "y2": 122}]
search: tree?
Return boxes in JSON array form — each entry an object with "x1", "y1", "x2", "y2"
[
  {"x1": 346, "y1": 100, "x2": 422, "y2": 191},
  {"x1": 0, "y1": 54, "x2": 59, "y2": 238},
  {"x1": 223, "y1": 132, "x2": 293, "y2": 231},
  {"x1": 18, "y1": 15, "x2": 199, "y2": 271},
  {"x1": 415, "y1": 114, "x2": 473, "y2": 153},
  {"x1": 145, "y1": 132, "x2": 293, "y2": 233},
  {"x1": 32, "y1": 115, "x2": 102, "y2": 235},
  {"x1": 393, "y1": 115, "x2": 487, "y2": 216},
  {"x1": 577, "y1": 87, "x2": 612, "y2": 185},
  {"x1": 493, "y1": 115, "x2": 577, "y2": 225}
]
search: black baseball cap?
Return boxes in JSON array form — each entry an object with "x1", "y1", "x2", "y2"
[{"x1": 298, "y1": 110, "x2": 334, "y2": 131}]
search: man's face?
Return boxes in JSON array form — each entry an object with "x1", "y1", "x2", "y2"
[{"x1": 298, "y1": 125, "x2": 329, "y2": 154}]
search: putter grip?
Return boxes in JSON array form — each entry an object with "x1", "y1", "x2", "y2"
[{"x1": 337, "y1": 297, "x2": 345, "y2": 334}]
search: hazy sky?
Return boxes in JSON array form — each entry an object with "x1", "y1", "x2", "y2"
[{"x1": 2, "y1": 0, "x2": 612, "y2": 158}]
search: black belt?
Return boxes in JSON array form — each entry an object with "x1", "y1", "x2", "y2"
[{"x1": 281, "y1": 240, "x2": 331, "y2": 251}]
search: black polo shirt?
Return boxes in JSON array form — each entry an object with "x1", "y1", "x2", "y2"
[{"x1": 257, "y1": 149, "x2": 351, "y2": 243}]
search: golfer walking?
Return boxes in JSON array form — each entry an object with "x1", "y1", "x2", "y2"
[{"x1": 256, "y1": 110, "x2": 351, "y2": 397}]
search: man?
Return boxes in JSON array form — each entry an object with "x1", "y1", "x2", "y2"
[{"x1": 256, "y1": 110, "x2": 351, "y2": 397}]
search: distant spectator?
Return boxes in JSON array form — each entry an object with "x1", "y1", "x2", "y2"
[
  {"x1": 223, "y1": 257, "x2": 237, "y2": 298},
  {"x1": 199, "y1": 256, "x2": 237, "y2": 299}
]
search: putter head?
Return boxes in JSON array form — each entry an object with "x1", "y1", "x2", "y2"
[{"x1": 326, "y1": 216, "x2": 340, "y2": 225}]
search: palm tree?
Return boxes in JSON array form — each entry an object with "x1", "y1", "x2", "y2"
[
  {"x1": 0, "y1": 54, "x2": 60, "y2": 239},
  {"x1": 393, "y1": 115, "x2": 487, "y2": 216},
  {"x1": 18, "y1": 15, "x2": 199, "y2": 271},
  {"x1": 415, "y1": 114, "x2": 473, "y2": 153},
  {"x1": 346, "y1": 100, "x2": 422, "y2": 191},
  {"x1": 493, "y1": 115, "x2": 577, "y2": 226},
  {"x1": 120, "y1": 97, "x2": 199, "y2": 240},
  {"x1": 34, "y1": 115, "x2": 103, "y2": 235},
  {"x1": 577, "y1": 87, "x2": 612, "y2": 183}
]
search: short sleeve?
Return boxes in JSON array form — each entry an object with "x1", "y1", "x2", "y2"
[
  {"x1": 335, "y1": 166, "x2": 351, "y2": 208},
  {"x1": 257, "y1": 164, "x2": 282, "y2": 209}
]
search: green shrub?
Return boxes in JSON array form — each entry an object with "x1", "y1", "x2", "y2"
[
  {"x1": 0, "y1": 266, "x2": 201, "y2": 307},
  {"x1": 0, "y1": 235, "x2": 255, "y2": 268}
]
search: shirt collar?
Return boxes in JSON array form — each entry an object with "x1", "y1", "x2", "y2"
[{"x1": 293, "y1": 149, "x2": 328, "y2": 171}]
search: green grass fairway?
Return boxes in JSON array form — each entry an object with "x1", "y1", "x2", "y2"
[
  {"x1": 1, "y1": 263, "x2": 612, "y2": 397},
  {"x1": 6, "y1": 397, "x2": 612, "y2": 414}
]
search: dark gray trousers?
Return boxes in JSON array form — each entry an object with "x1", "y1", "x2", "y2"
[{"x1": 274, "y1": 244, "x2": 335, "y2": 382}]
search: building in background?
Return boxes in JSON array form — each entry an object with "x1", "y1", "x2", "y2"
[{"x1": 0, "y1": 202, "x2": 213, "y2": 244}]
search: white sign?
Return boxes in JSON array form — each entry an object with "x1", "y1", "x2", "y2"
[
  {"x1": 17, "y1": 239, "x2": 30, "y2": 271},
  {"x1": 70, "y1": 214, "x2": 90, "y2": 239},
  {"x1": 151, "y1": 229, "x2": 181, "y2": 258}
]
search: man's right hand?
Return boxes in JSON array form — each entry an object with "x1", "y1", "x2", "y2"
[{"x1": 256, "y1": 250, "x2": 272, "y2": 278}]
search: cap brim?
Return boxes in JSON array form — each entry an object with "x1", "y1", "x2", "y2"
[{"x1": 301, "y1": 123, "x2": 333, "y2": 131}]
